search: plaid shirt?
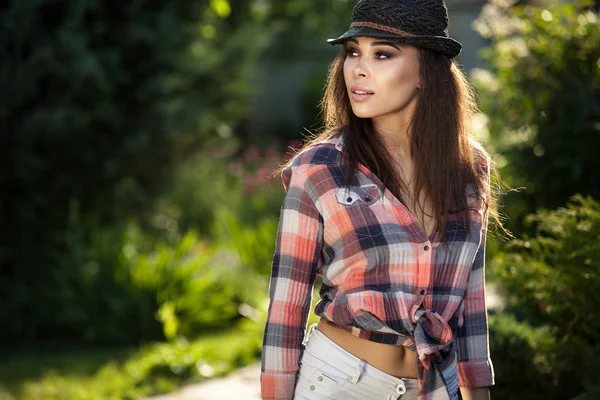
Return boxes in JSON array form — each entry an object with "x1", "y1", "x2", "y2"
[{"x1": 261, "y1": 133, "x2": 495, "y2": 399}]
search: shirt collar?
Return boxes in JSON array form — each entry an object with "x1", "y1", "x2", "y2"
[{"x1": 321, "y1": 131, "x2": 345, "y2": 153}]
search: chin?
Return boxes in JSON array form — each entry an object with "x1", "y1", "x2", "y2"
[{"x1": 350, "y1": 106, "x2": 378, "y2": 119}]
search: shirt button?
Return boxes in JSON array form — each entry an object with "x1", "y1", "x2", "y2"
[
  {"x1": 310, "y1": 385, "x2": 316, "y2": 391},
  {"x1": 365, "y1": 195, "x2": 372, "y2": 202},
  {"x1": 346, "y1": 197, "x2": 353, "y2": 202},
  {"x1": 424, "y1": 245, "x2": 430, "y2": 251},
  {"x1": 420, "y1": 289, "x2": 426, "y2": 295}
]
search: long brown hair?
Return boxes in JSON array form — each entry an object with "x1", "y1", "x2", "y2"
[{"x1": 283, "y1": 46, "x2": 502, "y2": 238}]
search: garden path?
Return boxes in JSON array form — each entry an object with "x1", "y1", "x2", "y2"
[{"x1": 143, "y1": 362, "x2": 262, "y2": 400}]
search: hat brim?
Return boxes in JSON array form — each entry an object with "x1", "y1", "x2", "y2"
[{"x1": 327, "y1": 26, "x2": 462, "y2": 59}]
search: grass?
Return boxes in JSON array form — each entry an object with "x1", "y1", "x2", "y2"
[
  {"x1": 0, "y1": 284, "x2": 323, "y2": 400},
  {"x1": 0, "y1": 317, "x2": 265, "y2": 400}
]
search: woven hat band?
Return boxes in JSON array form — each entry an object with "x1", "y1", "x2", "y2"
[{"x1": 349, "y1": 21, "x2": 416, "y2": 38}]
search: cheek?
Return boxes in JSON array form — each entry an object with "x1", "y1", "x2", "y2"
[
  {"x1": 385, "y1": 63, "x2": 419, "y2": 91},
  {"x1": 405, "y1": 61, "x2": 421, "y2": 87}
]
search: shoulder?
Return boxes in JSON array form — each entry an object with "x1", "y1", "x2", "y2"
[
  {"x1": 281, "y1": 140, "x2": 341, "y2": 190},
  {"x1": 288, "y1": 142, "x2": 340, "y2": 169}
]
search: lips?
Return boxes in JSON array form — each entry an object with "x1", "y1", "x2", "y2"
[{"x1": 350, "y1": 84, "x2": 374, "y2": 102}]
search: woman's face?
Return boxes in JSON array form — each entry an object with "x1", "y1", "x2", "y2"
[{"x1": 343, "y1": 36, "x2": 421, "y2": 120}]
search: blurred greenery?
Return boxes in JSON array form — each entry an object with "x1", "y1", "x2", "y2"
[
  {"x1": 0, "y1": 316, "x2": 266, "y2": 400},
  {"x1": 490, "y1": 195, "x2": 600, "y2": 399},
  {"x1": 472, "y1": 0, "x2": 600, "y2": 234},
  {"x1": 1, "y1": 0, "x2": 271, "y2": 342},
  {"x1": 474, "y1": 2, "x2": 600, "y2": 399},
  {"x1": 488, "y1": 312, "x2": 556, "y2": 400}
]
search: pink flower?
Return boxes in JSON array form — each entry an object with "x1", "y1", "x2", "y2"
[
  {"x1": 256, "y1": 166, "x2": 271, "y2": 183},
  {"x1": 265, "y1": 145, "x2": 281, "y2": 159},
  {"x1": 244, "y1": 146, "x2": 260, "y2": 163}
]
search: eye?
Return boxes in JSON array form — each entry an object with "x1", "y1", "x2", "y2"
[
  {"x1": 375, "y1": 52, "x2": 392, "y2": 60},
  {"x1": 345, "y1": 48, "x2": 359, "y2": 57}
]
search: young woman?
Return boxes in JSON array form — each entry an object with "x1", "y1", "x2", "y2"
[{"x1": 261, "y1": 1, "x2": 498, "y2": 399}]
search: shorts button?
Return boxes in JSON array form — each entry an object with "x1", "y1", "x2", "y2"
[
  {"x1": 396, "y1": 381, "x2": 407, "y2": 395},
  {"x1": 346, "y1": 197, "x2": 353, "y2": 202}
]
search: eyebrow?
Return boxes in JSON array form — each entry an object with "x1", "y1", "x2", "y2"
[{"x1": 347, "y1": 38, "x2": 400, "y2": 50}]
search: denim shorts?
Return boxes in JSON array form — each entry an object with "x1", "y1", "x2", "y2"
[{"x1": 293, "y1": 325, "x2": 419, "y2": 400}]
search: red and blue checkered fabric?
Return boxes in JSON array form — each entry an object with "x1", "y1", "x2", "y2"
[{"x1": 261, "y1": 132, "x2": 494, "y2": 399}]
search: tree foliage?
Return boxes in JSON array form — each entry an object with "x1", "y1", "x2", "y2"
[
  {"x1": 473, "y1": 0, "x2": 600, "y2": 216},
  {"x1": 492, "y1": 195, "x2": 600, "y2": 399},
  {"x1": 488, "y1": 313, "x2": 556, "y2": 400},
  {"x1": 0, "y1": 0, "x2": 269, "y2": 342}
]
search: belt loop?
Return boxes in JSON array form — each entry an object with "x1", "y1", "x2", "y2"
[
  {"x1": 348, "y1": 359, "x2": 365, "y2": 384},
  {"x1": 302, "y1": 322, "x2": 318, "y2": 346}
]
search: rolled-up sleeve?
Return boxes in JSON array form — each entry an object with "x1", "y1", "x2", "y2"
[
  {"x1": 456, "y1": 155, "x2": 495, "y2": 389},
  {"x1": 260, "y1": 164, "x2": 323, "y2": 400}
]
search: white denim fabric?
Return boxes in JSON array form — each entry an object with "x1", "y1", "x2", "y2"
[{"x1": 294, "y1": 325, "x2": 419, "y2": 400}]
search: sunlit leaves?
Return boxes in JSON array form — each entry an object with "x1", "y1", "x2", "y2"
[
  {"x1": 473, "y1": 0, "x2": 600, "y2": 216},
  {"x1": 210, "y1": 0, "x2": 231, "y2": 18}
]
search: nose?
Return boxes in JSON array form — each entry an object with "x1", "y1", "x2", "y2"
[{"x1": 354, "y1": 58, "x2": 369, "y2": 78}]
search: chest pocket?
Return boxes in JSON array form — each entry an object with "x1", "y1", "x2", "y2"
[{"x1": 335, "y1": 184, "x2": 381, "y2": 206}]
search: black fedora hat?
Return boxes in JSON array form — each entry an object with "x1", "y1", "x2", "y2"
[{"x1": 328, "y1": 0, "x2": 462, "y2": 59}]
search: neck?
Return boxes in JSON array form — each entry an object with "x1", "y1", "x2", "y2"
[{"x1": 371, "y1": 98, "x2": 417, "y2": 162}]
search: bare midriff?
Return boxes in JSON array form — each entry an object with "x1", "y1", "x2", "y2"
[{"x1": 316, "y1": 319, "x2": 418, "y2": 379}]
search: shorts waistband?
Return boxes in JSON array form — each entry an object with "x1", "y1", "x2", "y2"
[{"x1": 304, "y1": 326, "x2": 419, "y2": 391}]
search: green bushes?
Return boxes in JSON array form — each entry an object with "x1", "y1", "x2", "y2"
[
  {"x1": 1, "y1": 2, "x2": 202, "y2": 338},
  {"x1": 473, "y1": 0, "x2": 600, "y2": 232},
  {"x1": 488, "y1": 313, "x2": 556, "y2": 400},
  {"x1": 0, "y1": 91, "x2": 287, "y2": 393},
  {"x1": 487, "y1": 196, "x2": 600, "y2": 398},
  {"x1": 0, "y1": 316, "x2": 266, "y2": 400},
  {"x1": 495, "y1": 195, "x2": 600, "y2": 345},
  {"x1": 490, "y1": 195, "x2": 600, "y2": 399},
  {"x1": 473, "y1": 4, "x2": 600, "y2": 395},
  {"x1": 0, "y1": 0, "x2": 269, "y2": 343},
  {"x1": 0, "y1": 144, "x2": 282, "y2": 398}
]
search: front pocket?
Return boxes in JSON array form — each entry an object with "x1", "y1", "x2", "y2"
[
  {"x1": 297, "y1": 359, "x2": 322, "y2": 382},
  {"x1": 335, "y1": 185, "x2": 381, "y2": 206},
  {"x1": 317, "y1": 362, "x2": 352, "y2": 384},
  {"x1": 332, "y1": 185, "x2": 394, "y2": 241}
]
